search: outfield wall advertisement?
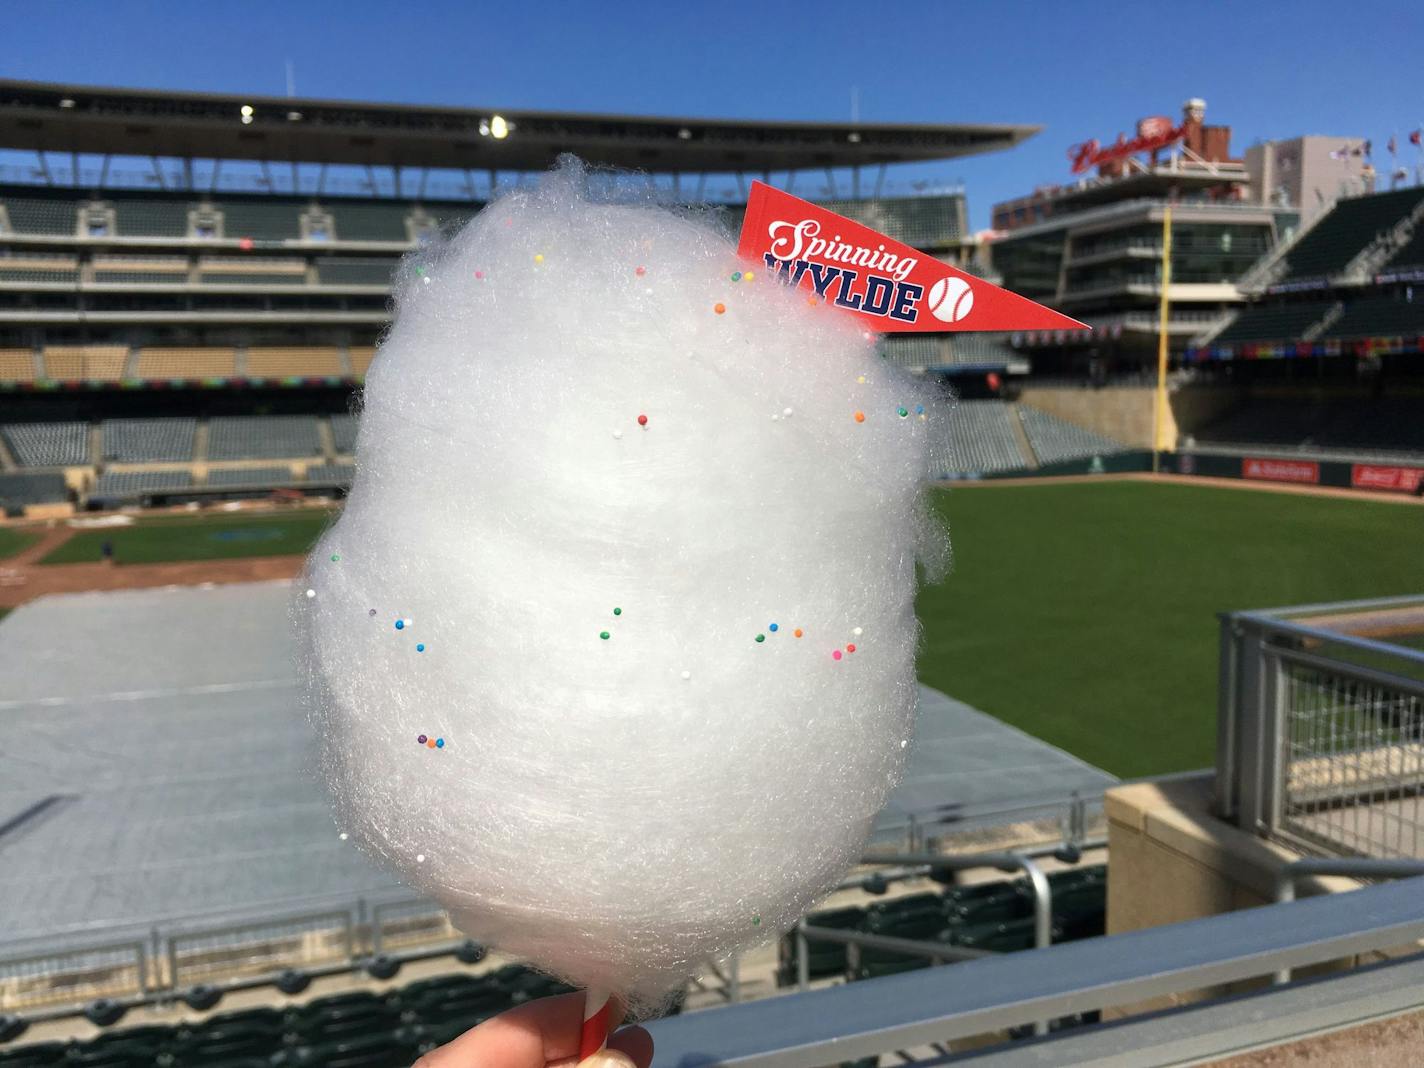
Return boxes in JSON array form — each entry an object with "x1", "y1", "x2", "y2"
[
  {"x1": 1242, "y1": 457, "x2": 1320, "y2": 485},
  {"x1": 1351, "y1": 464, "x2": 1424, "y2": 493},
  {"x1": 1171, "y1": 452, "x2": 1424, "y2": 495}
]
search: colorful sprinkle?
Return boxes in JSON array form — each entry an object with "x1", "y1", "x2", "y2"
[
  {"x1": 600, "y1": 631, "x2": 611, "y2": 640},
  {"x1": 613, "y1": 607, "x2": 622, "y2": 616},
  {"x1": 635, "y1": 266, "x2": 646, "y2": 276},
  {"x1": 427, "y1": 739, "x2": 436, "y2": 749},
  {"x1": 730, "y1": 271, "x2": 742, "y2": 282},
  {"x1": 832, "y1": 650, "x2": 843, "y2": 661},
  {"x1": 807, "y1": 296, "x2": 818, "y2": 306},
  {"x1": 916, "y1": 405, "x2": 925, "y2": 414},
  {"x1": 857, "y1": 376, "x2": 866, "y2": 384},
  {"x1": 783, "y1": 407, "x2": 793, "y2": 417},
  {"x1": 330, "y1": 553, "x2": 341, "y2": 562},
  {"x1": 475, "y1": 270, "x2": 485, "y2": 280},
  {"x1": 416, "y1": 643, "x2": 426, "y2": 652},
  {"x1": 339, "y1": 832, "x2": 349, "y2": 840},
  {"x1": 435, "y1": 738, "x2": 444, "y2": 748},
  {"x1": 534, "y1": 254, "x2": 544, "y2": 263},
  {"x1": 395, "y1": 620, "x2": 405, "y2": 630},
  {"x1": 714, "y1": 302, "x2": 726, "y2": 315},
  {"x1": 416, "y1": 854, "x2": 426, "y2": 863},
  {"x1": 793, "y1": 628, "x2": 803, "y2": 638},
  {"x1": 415, "y1": 266, "x2": 426, "y2": 276},
  {"x1": 755, "y1": 633, "x2": 765, "y2": 643},
  {"x1": 637, "y1": 414, "x2": 648, "y2": 427},
  {"x1": 368, "y1": 609, "x2": 377, "y2": 617},
  {"x1": 768, "y1": 623, "x2": 779, "y2": 633},
  {"x1": 305, "y1": 589, "x2": 316, "y2": 598},
  {"x1": 847, "y1": 643, "x2": 857, "y2": 653},
  {"x1": 852, "y1": 626, "x2": 863, "y2": 636},
  {"x1": 898, "y1": 406, "x2": 909, "y2": 418},
  {"x1": 744, "y1": 271, "x2": 755, "y2": 282},
  {"x1": 418, "y1": 734, "x2": 428, "y2": 744},
  {"x1": 613, "y1": 429, "x2": 624, "y2": 439},
  {"x1": 854, "y1": 411, "x2": 866, "y2": 423},
  {"x1": 752, "y1": 915, "x2": 761, "y2": 926},
  {"x1": 681, "y1": 670, "x2": 692, "y2": 680}
]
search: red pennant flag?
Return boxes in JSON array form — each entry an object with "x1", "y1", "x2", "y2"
[{"x1": 737, "y1": 181, "x2": 1088, "y2": 335}]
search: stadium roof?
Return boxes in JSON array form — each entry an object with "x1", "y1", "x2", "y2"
[{"x1": 0, "y1": 79, "x2": 1039, "y2": 174}]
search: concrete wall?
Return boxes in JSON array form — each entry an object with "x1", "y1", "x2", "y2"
[{"x1": 1016, "y1": 385, "x2": 1241, "y2": 450}]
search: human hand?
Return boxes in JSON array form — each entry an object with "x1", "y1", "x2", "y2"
[{"x1": 412, "y1": 991, "x2": 654, "y2": 1067}]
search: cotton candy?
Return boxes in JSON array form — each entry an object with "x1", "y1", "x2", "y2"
[{"x1": 296, "y1": 159, "x2": 948, "y2": 1003}]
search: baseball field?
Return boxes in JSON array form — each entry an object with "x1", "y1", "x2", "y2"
[{"x1": 4, "y1": 479, "x2": 1420, "y2": 776}]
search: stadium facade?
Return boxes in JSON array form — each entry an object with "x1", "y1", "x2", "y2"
[
  {"x1": 0, "y1": 79, "x2": 1040, "y2": 513},
  {"x1": 986, "y1": 100, "x2": 1343, "y2": 377}
]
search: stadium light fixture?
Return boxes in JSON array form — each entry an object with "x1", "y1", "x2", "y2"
[
  {"x1": 490, "y1": 114, "x2": 510, "y2": 139},
  {"x1": 58, "y1": 98, "x2": 76, "y2": 109},
  {"x1": 677, "y1": 127, "x2": 693, "y2": 140},
  {"x1": 240, "y1": 104, "x2": 254, "y2": 125},
  {"x1": 478, "y1": 120, "x2": 490, "y2": 136},
  {"x1": 286, "y1": 111, "x2": 303, "y2": 122},
  {"x1": 847, "y1": 131, "x2": 862, "y2": 143}
]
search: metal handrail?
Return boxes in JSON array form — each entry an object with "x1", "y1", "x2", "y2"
[
  {"x1": 1272, "y1": 857, "x2": 1424, "y2": 984},
  {"x1": 644, "y1": 876, "x2": 1424, "y2": 1068}
]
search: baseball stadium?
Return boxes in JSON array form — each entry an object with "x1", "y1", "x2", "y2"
[{"x1": 1, "y1": 72, "x2": 1423, "y2": 1068}]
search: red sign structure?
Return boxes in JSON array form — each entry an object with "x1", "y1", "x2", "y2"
[
  {"x1": 737, "y1": 181, "x2": 1088, "y2": 335},
  {"x1": 1068, "y1": 115, "x2": 1186, "y2": 175},
  {"x1": 1351, "y1": 464, "x2": 1424, "y2": 493},
  {"x1": 1242, "y1": 457, "x2": 1320, "y2": 485}
]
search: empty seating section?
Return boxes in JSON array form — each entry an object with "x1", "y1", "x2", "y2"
[
  {"x1": 0, "y1": 423, "x2": 89, "y2": 466},
  {"x1": 42, "y1": 345, "x2": 130, "y2": 381},
  {"x1": 93, "y1": 469, "x2": 192, "y2": 497},
  {"x1": 92, "y1": 256, "x2": 189, "y2": 284},
  {"x1": 782, "y1": 866, "x2": 1107, "y2": 985},
  {"x1": 316, "y1": 257, "x2": 400, "y2": 285},
  {"x1": 0, "y1": 256, "x2": 79, "y2": 283},
  {"x1": 1018, "y1": 407, "x2": 1129, "y2": 465},
  {"x1": 198, "y1": 258, "x2": 306, "y2": 285},
  {"x1": 111, "y1": 199, "x2": 190, "y2": 237},
  {"x1": 0, "y1": 348, "x2": 37, "y2": 382},
  {"x1": 101, "y1": 418, "x2": 197, "y2": 462},
  {"x1": 1197, "y1": 397, "x2": 1424, "y2": 457},
  {"x1": 135, "y1": 347, "x2": 236, "y2": 379},
  {"x1": 329, "y1": 202, "x2": 411, "y2": 241},
  {"x1": 819, "y1": 194, "x2": 964, "y2": 248},
  {"x1": 1323, "y1": 295, "x2": 1424, "y2": 339},
  {"x1": 308, "y1": 462, "x2": 355, "y2": 484},
  {"x1": 349, "y1": 346, "x2": 377, "y2": 376},
  {"x1": 0, "y1": 965, "x2": 578, "y2": 1067},
  {"x1": 1213, "y1": 302, "x2": 1330, "y2": 344},
  {"x1": 206, "y1": 466, "x2": 296, "y2": 487},
  {"x1": 0, "y1": 472, "x2": 68, "y2": 510},
  {"x1": 881, "y1": 336, "x2": 945, "y2": 372},
  {"x1": 246, "y1": 347, "x2": 343, "y2": 377},
  {"x1": 1278, "y1": 188, "x2": 1424, "y2": 281},
  {"x1": 207, "y1": 416, "x2": 321, "y2": 460},
  {"x1": 218, "y1": 199, "x2": 303, "y2": 240},
  {"x1": 329, "y1": 414, "x2": 359, "y2": 453},
  {"x1": 945, "y1": 333, "x2": 1019, "y2": 366},
  {"x1": 1, "y1": 196, "x2": 76, "y2": 235},
  {"x1": 1385, "y1": 227, "x2": 1424, "y2": 272},
  {"x1": 943, "y1": 401, "x2": 1029, "y2": 474}
]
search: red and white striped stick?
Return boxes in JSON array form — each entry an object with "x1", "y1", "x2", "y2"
[{"x1": 578, "y1": 985, "x2": 612, "y2": 1062}]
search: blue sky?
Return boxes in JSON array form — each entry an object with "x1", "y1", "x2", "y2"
[{"x1": 7, "y1": 0, "x2": 1421, "y2": 229}]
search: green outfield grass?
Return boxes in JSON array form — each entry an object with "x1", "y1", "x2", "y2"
[
  {"x1": 39, "y1": 510, "x2": 335, "y2": 565},
  {"x1": 0, "y1": 527, "x2": 40, "y2": 560},
  {"x1": 917, "y1": 482, "x2": 1424, "y2": 778}
]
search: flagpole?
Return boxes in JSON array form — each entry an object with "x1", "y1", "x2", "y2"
[{"x1": 1152, "y1": 202, "x2": 1173, "y2": 474}]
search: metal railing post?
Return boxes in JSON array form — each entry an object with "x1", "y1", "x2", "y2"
[
  {"x1": 795, "y1": 923, "x2": 809, "y2": 992},
  {"x1": 1273, "y1": 862, "x2": 1424, "y2": 985},
  {"x1": 728, "y1": 950, "x2": 741, "y2": 1004},
  {"x1": 1215, "y1": 614, "x2": 1240, "y2": 818}
]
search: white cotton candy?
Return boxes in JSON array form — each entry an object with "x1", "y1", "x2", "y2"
[{"x1": 296, "y1": 160, "x2": 948, "y2": 1003}]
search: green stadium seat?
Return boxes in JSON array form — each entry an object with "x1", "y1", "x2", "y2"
[
  {"x1": 62, "y1": 1041, "x2": 161, "y2": 1068},
  {"x1": 0, "y1": 1042, "x2": 68, "y2": 1066},
  {"x1": 171, "y1": 1019, "x2": 286, "y2": 1063},
  {"x1": 276, "y1": 1032, "x2": 418, "y2": 1068},
  {"x1": 943, "y1": 882, "x2": 1032, "y2": 925}
]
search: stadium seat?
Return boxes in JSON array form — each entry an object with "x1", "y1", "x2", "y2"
[
  {"x1": 0, "y1": 349, "x2": 37, "y2": 383},
  {"x1": 1017, "y1": 406, "x2": 1129, "y2": 466},
  {"x1": 329, "y1": 413, "x2": 359, "y2": 453},
  {"x1": 1212, "y1": 302, "x2": 1331, "y2": 344},
  {"x1": 943, "y1": 882, "x2": 1031, "y2": 925},
  {"x1": 217, "y1": 199, "x2": 305, "y2": 240},
  {"x1": 1277, "y1": 188, "x2": 1424, "y2": 282},
  {"x1": 0, "y1": 1042, "x2": 68, "y2": 1066},
  {"x1": 328, "y1": 203, "x2": 412, "y2": 242},
  {"x1": 134, "y1": 347, "x2": 236, "y2": 380},
  {"x1": 41, "y1": 345, "x2": 129, "y2": 382},
  {"x1": 246, "y1": 347, "x2": 344, "y2": 377},
  {"x1": 0, "y1": 422, "x2": 89, "y2": 466},
  {"x1": 348, "y1": 347, "x2": 378, "y2": 377},
  {"x1": 0, "y1": 472, "x2": 68, "y2": 512},
  {"x1": 205, "y1": 465, "x2": 298, "y2": 488},
  {"x1": 169, "y1": 1020, "x2": 285, "y2": 1064},
  {"x1": 111, "y1": 198, "x2": 192, "y2": 238},
  {"x1": 0, "y1": 196, "x2": 76, "y2": 235},
  {"x1": 206, "y1": 416, "x2": 321, "y2": 460},
  {"x1": 316, "y1": 258, "x2": 400, "y2": 286},
  {"x1": 1323, "y1": 295, "x2": 1424, "y2": 339},
  {"x1": 101, "y1": 418, "x2": 197, "y2": 462},
  {"x1": 940, "y1": 401, "x2": 1032, "y2": 475},
  {"x1": 859, "y1": 893, "x2": 948, "y2": 940}
]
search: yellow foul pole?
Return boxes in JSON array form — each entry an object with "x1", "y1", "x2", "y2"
[{"x1": 1152, "y1": 204, "x2": 1173, "y2": 472}]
